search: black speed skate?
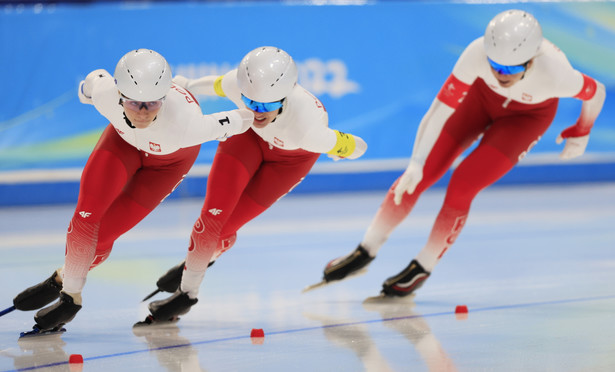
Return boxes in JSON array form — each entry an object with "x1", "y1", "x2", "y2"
[
  {"x1": 135, "y1": 291, "x2": 197, "y2": 327},
  {"x1": 142, "y1": 261, "x2": 185, "y2": 301},
  {"x1": 324, "y1": 245, "x2": 374, "y2": 282},
  {"x1": 13, "y1": 271, "x2": 62, "y2": 311},
  {"x1": 303, "y1": 245, "x2": 374, "y2": 293},
  {"x1": 381, "y1": 259, "x2": 430, "y2": 297},
  {"x1": 20, "y1": 292, "x2": 82, "y2": 338},
  {"x1": 142, "y1": 260, "x2": 215, "y2": 301}
]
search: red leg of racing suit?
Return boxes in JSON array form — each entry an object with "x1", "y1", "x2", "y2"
[
  {"x1": 62, "y1": 125, "x2": 199, "y2": 293},
  {"x1": 362, "y1": 78, "x2": 559, "y2": 271},
  {"x1": 183, "y1": 129, "x2": 320, "y2": 278}
]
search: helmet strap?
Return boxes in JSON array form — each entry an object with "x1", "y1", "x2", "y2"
[
  {"x1": 520, "y1": 60, "x2": 532, "y2": 81},
  {"x1": 271, "y1": 98, "x2": 286, "y2": 123},
  {"x1": 118, "y1": 99, "x2": 136, "y2": 128},
  {"x1": 122, "y1": 112, "x2": 136, "y2": 129}
]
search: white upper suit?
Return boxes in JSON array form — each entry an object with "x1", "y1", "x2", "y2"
[
  {"x1": 79, "y1": 69, "x2": 252, "y2": 155},
  {"x1": 455, "y1": 37, "x2": 588, "y2": 104},
  {"x1": 176, "y1": 69, "x2": 367, "y2": 158},
  {"x1": 411, "y1": 36, "x2": 605, "y2": 165}
]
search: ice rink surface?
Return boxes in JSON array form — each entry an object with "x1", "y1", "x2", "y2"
[{"x1": 0, "y1": 182, "x2": 614, "y2": 372}]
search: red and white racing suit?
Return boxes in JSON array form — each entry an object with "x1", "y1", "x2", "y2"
[
  {"x1": 361, "y1": 37, "x2": 605, "y2": 272},
  {"x1": 175, "y1": 70, "x2": 367, "y2": 296},
  {"x1": 62, "y1": 70, "x2": 250, "y2": 294}
]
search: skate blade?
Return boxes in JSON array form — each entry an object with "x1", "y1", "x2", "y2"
[
  {"x1": 133, "y1": 315, "x2": 179, "y2": 329},
  {"x1": 301, "y1": 280, "x2": 329, "y2": 293},
  {"x1": 362, "y1": 293, "x2": 416, "y2": 305},
  {"x1": 141, "y1": 289, "x2": 161, "y2": 302},
  {"x1": 302, "y1": 268, "x2": 368, "y2": 293},
  {"x1": 19, "y1": 326, "x2": 66, "y2": 339}
]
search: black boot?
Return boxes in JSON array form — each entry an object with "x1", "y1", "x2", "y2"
[
  {"x1": 148, "y1": 291, "x2": 197, "y2": 321},
  {"x1": 13, "y1": 271, "x2": 62, "y2": 311},
  {"x1": 156, "y1": 260, "x2": 215, "y2": 293},
  {"x1": 143, "y1": 260, "x2": 216, "y2": 301},
  {"x1": 156, "y1": 261, "x2": 186, "y2": 293},
  {"x1": 381, "y1": 259, "x2": 430, "y2": 297},
  {"x1": 323, "y1": 245, "x2": 375, "y2": 282},
  {"x1": 34, "y1": 292, "x2": 82, "y2": 331}
]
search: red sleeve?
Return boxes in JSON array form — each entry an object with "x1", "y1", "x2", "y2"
[
  {"x1": 574, "y1": 74, "x2": 597, "y2": 101},
  {"x1": 436, "y1": 74, "x2": 471, "y2": 109}
]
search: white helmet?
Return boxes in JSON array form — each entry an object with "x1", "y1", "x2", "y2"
[
  {"x1": 114, "y1": 49, "x2": 172, "y2": 101},
  {"x1": 484, "y1": 10, "x2": 543, "y2": 66},
  {"x1": 237, "y1": 46, "x2": 298, "y2": 102}
]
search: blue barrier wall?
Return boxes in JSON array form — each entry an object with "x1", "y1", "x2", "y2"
[{"x1": 1, "y1": 1, "x2": 614, "y2": 205}]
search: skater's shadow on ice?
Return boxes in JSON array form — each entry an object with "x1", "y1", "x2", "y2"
[
  {"x1": 132, "y1": 324, "x2": 205, "y2": 372},
  {"x1": 0, "y1": 334, "x2": 68, "y2": 371},
  {"x1": 303, "y1": 301, "x2": 459, "y2": 372}
]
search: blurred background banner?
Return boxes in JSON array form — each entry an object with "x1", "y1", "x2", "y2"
[{"x1": 1, "y1": 1, "x2": 614, "y2": 205}]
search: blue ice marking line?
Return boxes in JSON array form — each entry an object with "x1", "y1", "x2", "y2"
[{"x1": 4, "y1": 294, "x2": 615, "y2": 372}]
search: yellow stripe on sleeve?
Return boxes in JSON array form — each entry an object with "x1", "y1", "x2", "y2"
[
  {"x1": 214, "y1": 76, "x2": 226, "y2": 97},
  {"x1": 327, "y1": 130, "x2": 356, "y2": 158}
]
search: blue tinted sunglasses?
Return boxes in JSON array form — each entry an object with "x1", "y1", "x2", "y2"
[
  {"x1": 487, "y1": 58, "x2": 527, "y2": 75},
  {"x1": 241, "y1": 94, "x2": 284, "y2": 113}
]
